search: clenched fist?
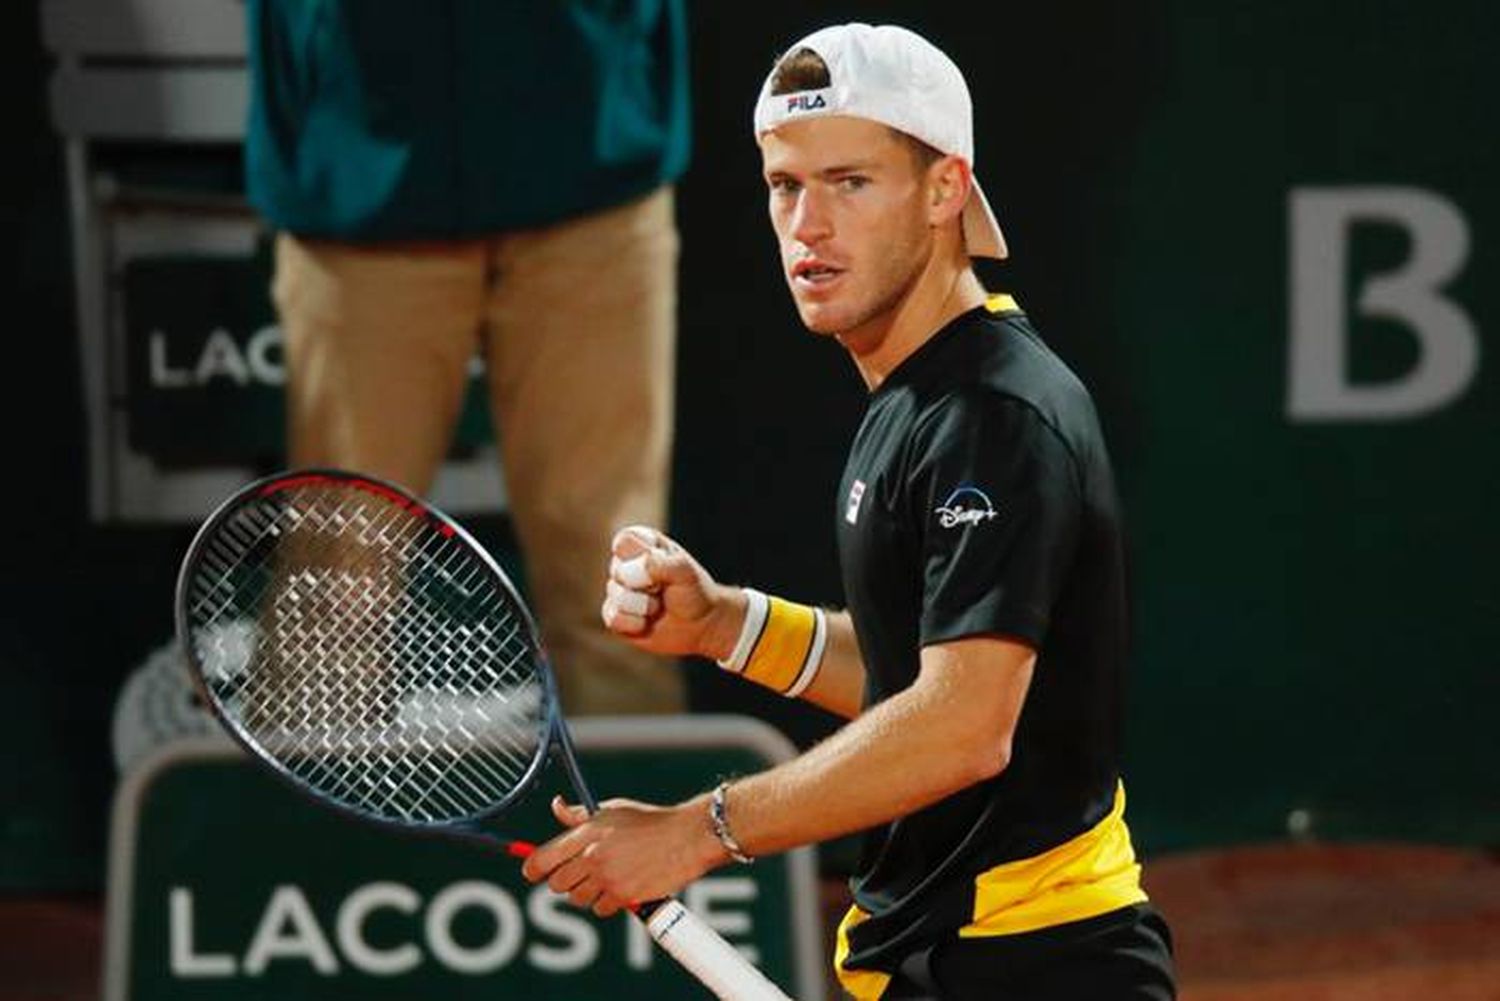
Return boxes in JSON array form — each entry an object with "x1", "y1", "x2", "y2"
[{"x1": 601, "y1": 526, "x2": 745, "y2": 663}]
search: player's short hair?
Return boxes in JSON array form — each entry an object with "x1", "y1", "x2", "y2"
[
  {"x1": 768, "y1": 46, "x2": 833, "y2": 94},
  {"x1": 767, "y1": 47, "x2": 945, "y2": 172}
]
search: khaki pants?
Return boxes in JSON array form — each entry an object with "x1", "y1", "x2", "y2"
[{"x1": 272, "y1": 187, "x2": 683, "y2": 715}]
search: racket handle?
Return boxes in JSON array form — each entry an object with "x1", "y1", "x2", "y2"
[
  {"x1": 505, "y1": 846, "x2": 793, "y2": 998},
  {"x1": 645, "y1": 898, "x2": 796, "y2": 1001}
]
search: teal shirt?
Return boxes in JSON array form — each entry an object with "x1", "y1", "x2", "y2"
[{"x1": 245, "y1": 0, "x2": 691, "y2": 239}]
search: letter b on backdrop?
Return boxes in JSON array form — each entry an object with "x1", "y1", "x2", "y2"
[{"x1": 1288, "y1": 186, "x2": 1479, "y2": 421}]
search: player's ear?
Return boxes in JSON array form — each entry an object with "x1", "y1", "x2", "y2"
[{"x1": 927, "y1": 155, "x2": 971, "y2": 226}]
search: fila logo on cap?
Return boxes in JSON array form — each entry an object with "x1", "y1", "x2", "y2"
[{"x1": 785, "y1": 93, "x2": 828, "y2": 113}]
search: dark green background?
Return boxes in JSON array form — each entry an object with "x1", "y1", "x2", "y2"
[
  {"x1": 4, "y1": 0, "x2": 1495, "y2": 891},
  {"x1": 1110, "y1": 3, "x2": 1497, "y2": 850}
]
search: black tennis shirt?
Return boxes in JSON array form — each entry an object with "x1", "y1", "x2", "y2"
[{"x1": 835, "y1": 298, "x2": 1130, "y2": 970}]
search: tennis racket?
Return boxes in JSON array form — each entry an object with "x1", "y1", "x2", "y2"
[{"x1": 175, "y1": 468, "x2": 793, "y2": 1001}]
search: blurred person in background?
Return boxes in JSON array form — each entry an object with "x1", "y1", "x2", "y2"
[{"x1": 244, "y1": 0, "x2": 691, "y2": 714}]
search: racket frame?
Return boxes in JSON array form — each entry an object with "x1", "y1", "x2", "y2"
[
  {"x1": 173, "y1": 468, "x2": 794, "y2": 1000},
  {"x1": 174, "y1": 467, "x2": 572, "y2": 843}
]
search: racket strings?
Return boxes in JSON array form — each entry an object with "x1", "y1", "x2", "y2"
[
  {"x1": 185, "y1": 483, "x2": 548, "y2": 823},
  {"x1": 315, "y1": 526, "x2": 543, "y2": 816},
  {"x1": 232, "y1": 497, "x2": 413, "y2": 733},
  {"x1": 236, "y1": 497, "x2": 536, "y2": 817},
  {"x1": 198, "y1": 495, "x2": 432, "y2": 796}
]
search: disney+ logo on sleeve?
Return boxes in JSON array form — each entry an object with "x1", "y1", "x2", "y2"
[{"x1": 934, "y1": 485, "x2": 999, "y2": 529}]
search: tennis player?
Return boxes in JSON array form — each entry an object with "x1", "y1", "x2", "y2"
[{"x1": 523, "y1": 23, "x2": 1176, "y2": 999}]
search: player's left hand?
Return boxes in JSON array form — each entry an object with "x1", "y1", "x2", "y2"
[{"x1": 520, "y1": 794, "x2": 726, "y2": 917}]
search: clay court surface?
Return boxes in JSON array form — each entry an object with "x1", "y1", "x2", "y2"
[
  {"x1": 1144, "y1": 843, "x2": 1500, "y2": 1000},
  {"x1": 5, "y1": 842, "x2": 1497, "y2": 1000}
]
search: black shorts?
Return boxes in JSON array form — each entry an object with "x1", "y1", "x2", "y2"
[{"x1": 877, "y1": 904, "x2": 1176, "y2": 1000}]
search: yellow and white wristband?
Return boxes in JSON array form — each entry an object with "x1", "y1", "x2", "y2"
[{"x1": 716, "y1": 588, "x2": 827, "y2": 699}]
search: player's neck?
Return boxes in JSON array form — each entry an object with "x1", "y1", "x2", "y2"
[{"x1": 839, "y1": 254, "x2": 987, "y2": 392}]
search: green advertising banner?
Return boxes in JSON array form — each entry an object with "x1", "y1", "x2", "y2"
[
  {"x1": 123, "y1": 253, "x2": 496, "y2": 466},
  {"x1": 105, "y1": 723, "x2": 825, "y2": 1000},
  {"x1": 1108, "y1": 3, "x2": 1497, "y2": 851},
  {"x1": 124, "y1": 253, "x2": 283, "y2": 463}
]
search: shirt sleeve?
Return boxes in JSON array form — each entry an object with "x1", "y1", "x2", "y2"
[{"x1": 911, "y1": 391, "x2": 1083, "y2": 649}]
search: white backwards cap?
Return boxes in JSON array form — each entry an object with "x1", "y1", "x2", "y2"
[{"x1": 753, "y1": 23, "x2": 1008, "y2": 260}]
